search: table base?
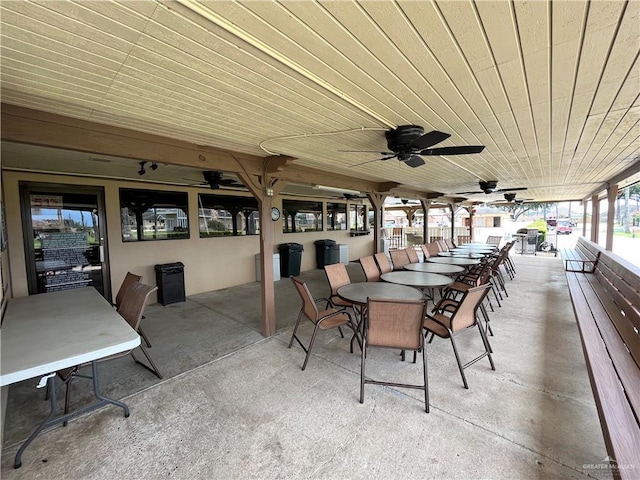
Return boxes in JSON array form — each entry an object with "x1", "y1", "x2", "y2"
[{"x1": 14, "y1": 360, "x2": 130, "y2": 468}]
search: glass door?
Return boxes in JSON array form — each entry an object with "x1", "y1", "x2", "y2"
[{"x1": 20, "y1": 183, "x2": 110, "y2": 298}]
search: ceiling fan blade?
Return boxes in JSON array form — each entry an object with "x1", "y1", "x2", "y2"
[
  {"x1": 350, "y1": 158, "x2": 383, "y2": 167},
  {"x1": 404, "y1": 155, "x2": 425, "y2": 168},
  {"x1": 409, "y1": 130, "x2": 450, "y2": 150},
  {"x1": 339, "y1": 150, "x2": 394, "y2": 155},
  {"x1": 420, "y1": 145, "x2": 485, "y2": 156},
  {"x1": 380, "y1": 153, "x2": 399, "y2": 161},
  {"x1": 497, "y1": 187, "x2": 528, "y2": 192},
  {"x1": 455, "y1": 190, "x2": 483, "y2": 195}
]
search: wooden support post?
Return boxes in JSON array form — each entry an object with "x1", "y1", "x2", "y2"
[
  {"x1": 606, "y1": 184, "x2": 618, "y2": 250},
  {"x1": 590, "y1": 195, "x2": 600, "y2": 244},
  {"x1": 367, "y1": 193, "x2": 386, "y2": 253},
  {"x1": 421, "y1": 200, "x2": 431, "y2": 245}
]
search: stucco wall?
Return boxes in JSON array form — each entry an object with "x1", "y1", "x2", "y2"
[{"x1": 2, "y1": 171, "x2": 375, "y2": 301}]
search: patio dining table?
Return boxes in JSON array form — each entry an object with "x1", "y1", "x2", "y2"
[
  {"x1": 381, "y1": 271, "x2": 453, "y2": 303},
  {"x1": 438, "y1": 251, "x2": 487, "y2": 259},
  {"x1": 426, "y1": 256, "x2": 481, "y2": 267},
  {"x1": 0, "y1": 287, "x2": 140, "y2": 468},
  {"x1": 337, "y1": 282, "x2": 425, "y2": 344},
  {"x1": 404, "y1": 262, "x2": 465, "y2": 275},
  {"x1": 455, "y1": 245, "x2": 496, "y2": 252},
  {"x1": 337, "y1": 282, "x2": 424, "y2": 306}
]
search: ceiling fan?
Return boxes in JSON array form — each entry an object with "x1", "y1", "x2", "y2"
[
  {"x1": 347, "y1": 125, "x2": 485, "y2": 168},
  {"x1": 502, "y1": 193, "x2": 533, "y2": 204},
  {"x1": 456, "y1": 180, "x2": 528, "y2": 195},
  {"x1": 192, "y1": 171, "x2": 244, "y2": 190}
]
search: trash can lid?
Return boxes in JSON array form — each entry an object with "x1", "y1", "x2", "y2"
[
  {"x1": 154, "y1": 262, "x2": 184, "y2": 271},
  {"x1": 314, "y1": 239, "x2": 336, "y2": 245},
  {"x1": 279, "y1": 242, "x2": 304, "y2": 251}
]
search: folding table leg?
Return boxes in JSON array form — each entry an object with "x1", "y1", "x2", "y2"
[{"x1": 14, "y1": 361, "x2": 130, "y2": 469}]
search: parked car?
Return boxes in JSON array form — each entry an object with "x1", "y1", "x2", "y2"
[{"x1": 557, "y1": 220, "x2": 573, "y2": 234}]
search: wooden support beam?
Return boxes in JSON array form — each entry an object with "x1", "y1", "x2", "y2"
[
  {"x1": 591, "y1": 195, "x2": 600, "y2": 243},
  {"x1": 606, "y1": 184, "x2": 618, "y2": 251},
  {"x1": 1, "y1": 104, "x2": 265, "y2": 174},
  {"x1": 367, "y1": 193, "x2": 386, "y2": 253}
]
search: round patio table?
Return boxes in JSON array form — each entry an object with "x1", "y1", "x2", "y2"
[
  {"x1": 459, "y1": 243, "x2": 496, "y2": 249},
  {"x1": 380, "y1": 271, "x2": 453, "y2": 289},
  {"x1": 405, "y1": 263, "x2": 465, "y2": 275},
  {"x1": 438, "y1": 251, "x2": 486, "y2": 259},
  {"x1": 337, "y1": 283, "x2": 426, "y2": 347},
  {"x1": 426, "y1": 256, "x2": 481, "y2": 266},
  {"x1": 454, "y1": 245, "x2": 495, "y2": 252},
  {"x1": 381, "y1": 271, "x2": 453, "y2": 304},
  {"x1": 337, "y1": 282, "x2": 424, "y2": 306}
]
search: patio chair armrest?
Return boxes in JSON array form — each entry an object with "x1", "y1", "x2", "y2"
[
  {"x1": 432, "y1": 298, "x2": 459, "y2": 314},
  {"x1": 314, "y1": 297, "x2": 331, "y2": 305}
]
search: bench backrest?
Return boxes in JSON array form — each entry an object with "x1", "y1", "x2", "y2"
[
  {"x1": 591, "y1": 247, "x2": 640, "y2": 368},
  {"x1": 568, "y1": 238, "x2": 640, "y2": 473},
  {"x1": 575, "y1": 237, "x2": 600, "y2": 263}
]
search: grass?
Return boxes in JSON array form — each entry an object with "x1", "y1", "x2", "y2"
[{"x1": 614, "y1": 231, "x2": 639, "y2": 238}]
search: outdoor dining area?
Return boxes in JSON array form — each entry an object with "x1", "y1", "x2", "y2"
[{"x1": 0, "y1": 240, "x2": 613, "y2": 479}]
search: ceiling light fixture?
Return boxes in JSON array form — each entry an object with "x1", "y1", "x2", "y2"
[
  {"x1": 138, "y1": 161, "x2": 146, "y2": 176},
  {"x1": 312, "y1": 185, "x2": 360, "y2": 195}
]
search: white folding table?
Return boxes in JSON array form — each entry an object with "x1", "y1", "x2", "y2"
[{"x1": 1, "y1": 287, "x2": 140, "y2": 468}]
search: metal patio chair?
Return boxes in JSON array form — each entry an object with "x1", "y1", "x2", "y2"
[
  {"x1": 374, "y1": 252, "x2": 393, "y2": 275},
  {"x1": 360, "y1": 298, "x2": 429, "y2": 412},
  {"x1": 288, "y1": 276, "x2": 358, "y2": 370},
  {"x1": 423, "y1": 284, "x2": 494, "y2": 389},
  {"x1": 359, "y1": 255, "x2": 381, "y2": 282}
]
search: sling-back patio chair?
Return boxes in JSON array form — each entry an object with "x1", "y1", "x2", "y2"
[
  {"x1": 404, "y1": 247, "x2": 420, "y2": 264},
  {"x1": 426, "y1": 242, "x2": 441, "y2": 257},
  {"x1": 361, "y1": 297, "x2": 429, "y2": 412},
  {"x1": 436, "y1": 239, "x2": 449, "y2": 252},
  {"x1": 288, "y1": 276, "x2": 359, "y2": 370},
  {"x1": 114, "y1": 272, "x2": 152, "y2": 348},
  {"x1": 324, "y1": 263, "x2": 354, "y2": 311},
  {"x1": 390, "y1": 249, "x2": 411, "y2": 270},
  {"x1": 359, "y1": 255, "x2": 381, "y2": 282},
  {"x1": 374, "y1": 252, "x2": 393, "y2": 275},
  {"x1": 423, "y1": 284, "x2": 494, "y2": 389}
]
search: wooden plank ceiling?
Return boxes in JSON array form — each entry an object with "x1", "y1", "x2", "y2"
[{"x1": 1, "y1": 0, "x2": 638, "y2": 202}]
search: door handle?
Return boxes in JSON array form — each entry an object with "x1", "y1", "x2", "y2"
[{"x1": 99, "y1": 245, "x2": 104, "y2": 263}]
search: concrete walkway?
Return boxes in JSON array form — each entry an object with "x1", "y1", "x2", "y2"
[{"x1": 1, "y1": 255, "x2": 613, "y2": 479}]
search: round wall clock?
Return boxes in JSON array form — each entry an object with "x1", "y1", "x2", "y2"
[{"x1": 271, "y1": 207, "x2": 281, "y2": 221}]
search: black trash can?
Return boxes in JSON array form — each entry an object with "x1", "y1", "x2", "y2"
[
  {"x1": 278, "y1": 243, "x2": 304, "y2": 277},
  {"x1": 314, "y1": 239, "x2": 339, "y2": 269},
  {"x1": 154, "y1": 262, "x2": 185, "y2": 306}
]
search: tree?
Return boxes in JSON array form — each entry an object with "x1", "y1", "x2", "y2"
[
  {"x1": 497, "y1": 202, "x2": 554, "y2": 221},
  {"x1": 617, "y1": 183, "x2": 640, "y2": 233}
]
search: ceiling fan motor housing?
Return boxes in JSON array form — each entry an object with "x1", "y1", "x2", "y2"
[
  {"x1": 203, "y1": 170, "x2": 223, "y2": 189},
  {"x1": 479, "y1": 180, "x2": 498, "y2": 193},
  {"x1": 385, "y1": 125, "x2": 425, "y2": 152}
]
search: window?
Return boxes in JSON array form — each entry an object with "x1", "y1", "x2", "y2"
[
  {"x1": 198, "y1": 194, "x2": 259, "y2": 237},
  {"x1": 120, "y1": 188, "x2": 188, "y2": 241},
  {"x1": 326, "y1": 203, "x2": 347, "y2": 231},
  {"x1": 283, "y1": 200, "x2": 323, "y2": 233},
  {"x1": 350, "y1": 204, "x2": 366, "y2": 231}
]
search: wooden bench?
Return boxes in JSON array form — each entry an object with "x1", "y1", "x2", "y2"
[
  {"x1": 562, "y1": 238, "x2": 640, "y2": 478},
  {"x1": 560, "y1": 237, "x2": 599, "y2": 272}
]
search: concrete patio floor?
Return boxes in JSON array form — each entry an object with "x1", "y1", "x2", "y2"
[{"x1": 1, "y1": 254, "x2": 613, "y2": 479}]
